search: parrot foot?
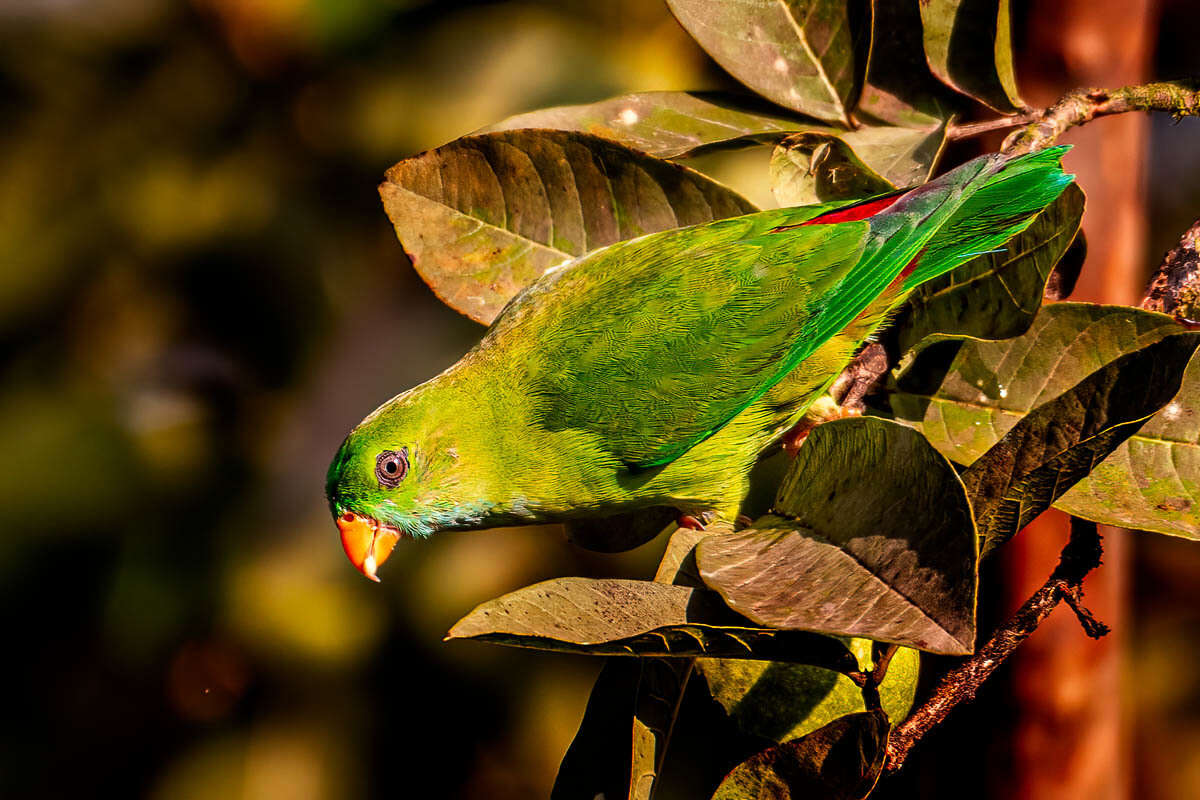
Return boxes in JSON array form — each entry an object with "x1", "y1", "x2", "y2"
[{"x1": 677, "y1": 511, "x2": 715, "y2": 530}]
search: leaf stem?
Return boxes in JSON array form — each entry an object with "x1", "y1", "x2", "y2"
[
  {"x1": 883, "y1": 518, "x2": 1107, "y2": 772},
  {"x1": 1001, "y1": 79, "x2": 1200, "y2": 154}
]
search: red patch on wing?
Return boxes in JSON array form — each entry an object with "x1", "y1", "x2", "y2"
[{"x1": 799, "y1": 193, "x2": 903, "y2": 226}]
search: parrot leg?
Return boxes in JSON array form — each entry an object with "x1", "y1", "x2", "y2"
[
  {"x1": 784, "y1": 342, "x2": 890, "y2": 457},
  {"x1": 782, "y1": 403, "x2": 864, "y2": 458}
]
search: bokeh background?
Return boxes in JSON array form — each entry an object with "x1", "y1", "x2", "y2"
[{"x1": 2, "y1": 0, "x2": 1198, "y2": 797}]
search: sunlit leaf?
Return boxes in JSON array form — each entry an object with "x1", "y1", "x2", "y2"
[
  {"x1": 698, "y1": 417, "x2": 978, "y2": 655},
  {"x1": 963, "y1": 335, "x2": 1200, "y2": 550},
  {"x1": 889, "y1": 304, "x2": 1200, "y2": 550},
  {"x1": 666, "y1": 0, "x2": 869, "y2": 125},
  {"x1": 553, "y1": 527, "x2": 857, "y2": 800},
  {"x1": 891, "y1": 305, "x2": 1182, "y2": 459},
  {"x1": 711, "y1": 710, "x2": 889, "y2": 800},
  {"x1": 1054, "y1": 349, "x2": 1200, "y2": 537},
  {"x1": 380, "y1": 130, "x2": 756, "y2": 324},
  {"x1": 920, "y1": 0, "x2": 1024, "y2": 113},
  {"x1": 481, "y1": 91, "x2": 830, "y2": 158},
  {"x1": 447, "y1": 576, "x2": 860, "y2": 668},
  {"x1": 890, "y1": 183, "x2": 1085, "y2": 353},
  {"x1": 699, "y1": 639, "x2": 918, "y2": 743}
]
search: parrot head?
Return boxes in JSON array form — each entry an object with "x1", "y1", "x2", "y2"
[{"x1": 325, "y1": 388, "x2": 485, "y2": 581}]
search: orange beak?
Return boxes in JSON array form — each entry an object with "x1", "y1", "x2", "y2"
[{"x1": 336, "y1": 512, "x2": 402, "y2": 582}]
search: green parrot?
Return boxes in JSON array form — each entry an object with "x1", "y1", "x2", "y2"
[{"x1": 327, "y1": 147, "x2": 1072, "y2": 580}]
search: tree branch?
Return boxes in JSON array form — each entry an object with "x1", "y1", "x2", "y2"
[
  {"x1": 1141, "y1": 216, "x2": 1200, "y2": 325},
  {"x1": 1001, "y1": 79, "x2": 1200, "y2": 154},
  {"x1": 884, "y1": 518, "x2": 1108, "y2": 773}
]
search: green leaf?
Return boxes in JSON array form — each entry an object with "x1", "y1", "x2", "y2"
[
  {"x1": 699, "y1": 640, "x2": 918, "y2": 743},
  {"x1": 666, "y1": 0, "x2": 869, "y2": 126},
  {"x1": 889, "y1": 304, "x2": 1200, "y2": 550},
  {"x1": 920, "y1": 0, "x2": 1024, "y2": 113},
  {"x1": 380, "y1": 130, "x2": 756, "y2": 324},
  {"x1": 697, "y1": 417, "x2": 979, "y2": 655},
  {"x1": 890, "y1": 183, "x2": 1085, "y2": 353},
  {"x1": 711, "y1": 710, "x2": 889, "y2": 800},
  {"x1": 770, "y1": 124, "x2": 946, "y2": 206},
  {"x1": 1054, "y1": 349, "x2": 1200, "y2": 537},
  {"x1": 446, "y1": 576, "x2": 860, "y2": 669},
  {"x1": 856, "y1": 0, "x2": 959, "y2": 128},
  {"x1": 481, "y1": 91, "x2": 831, "y2": 159}
]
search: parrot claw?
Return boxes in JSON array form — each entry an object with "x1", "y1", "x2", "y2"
[
  {"x1": 782, "y1": 403, "x2": 864, "y2": 457},
  {"x1": 677, "y1": 511, "x2": 715, "y2": 530}
]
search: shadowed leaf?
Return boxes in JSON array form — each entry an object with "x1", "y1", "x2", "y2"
[
  {"x1": 920, "y1": 0, "x2": 1024, "y2": 113},
  {"x1": 857, "y1": 0, "x2": 959, "y2": 127},
  {"x1": 697, "y1": 417, "x2": 978, "y2": 655},
  {"x1": 482, "y1": 91, "x2": 831, "y2": 158},
  {"x1": 380, "y1": 130, "x2": 756, "y2": 324},
  {"x1": 890, "y1": 183, "x2": 1085, "y2": 353},
  {"x1": 770, "y1": 124, "x2": 945, "y2": 205},
  {"x1": 889, "y1": 304, "x2": 1200, "y2": 550},
  {"x1": 551, "y1": 658, "x2": 698, "y2": 800},
  {"x1": 1043, "y1": 230, "x2": 1088, "y2": 300},
  {"x1": 771, "y1": 133, "x2": 892, "y2": 205},
  {"x1": 552, "y1": 658, "x2": 641, "y2": 800},
  {"x1": 711, "y1": 710, "x2": 889, "y2": 800},
  {"x1": 630, "y1": 659, "x2": 694, "y2": 800},
  {"x1": 564, "y1": 506, "x2": 679, "y2": 553},
  {"x1": 447, "y1": 576, "x2": 860, "y2": 668},
  {"x1": 666, "y1": 0, "x2": 869, "y2": 125},
  {"x1": 699, "y1": 640, "x2": 918, "y2": 743}
]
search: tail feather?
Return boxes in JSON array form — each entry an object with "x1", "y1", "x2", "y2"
[
  {"x1": 777, "y1": 147, "x2": 1073, "y2": 360},
  {"x1": 900, "y1": 146, "x2": 1073, "y2": 290}
]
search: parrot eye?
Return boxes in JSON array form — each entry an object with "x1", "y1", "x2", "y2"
[{"x1": 374, "y1": 449, "x2": 409, "y2": 488}]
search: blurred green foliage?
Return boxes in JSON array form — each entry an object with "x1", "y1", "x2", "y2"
[{"x1": 0, "y1": 1, "x2": 729, "y2": 797}]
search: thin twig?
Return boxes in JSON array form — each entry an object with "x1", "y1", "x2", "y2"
[
  {"x1": 884, "y1": 519, "x2": 1107, "y2": 772},
  {"x1": 1002, "y1": 79, "x2": 1200, "y2": 154},
  {"x1": 946, "y1": 110, "x2": 1042, "y2": 141}
]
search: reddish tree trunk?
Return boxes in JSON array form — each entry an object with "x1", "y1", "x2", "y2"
[{"x1": 1002, "y1": 1, "x2": 1156, "y2": 797}]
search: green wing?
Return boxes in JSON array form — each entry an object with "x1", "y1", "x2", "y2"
[{"x1": 495, "y1": 204, "x2": 877, "y2": 469}]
